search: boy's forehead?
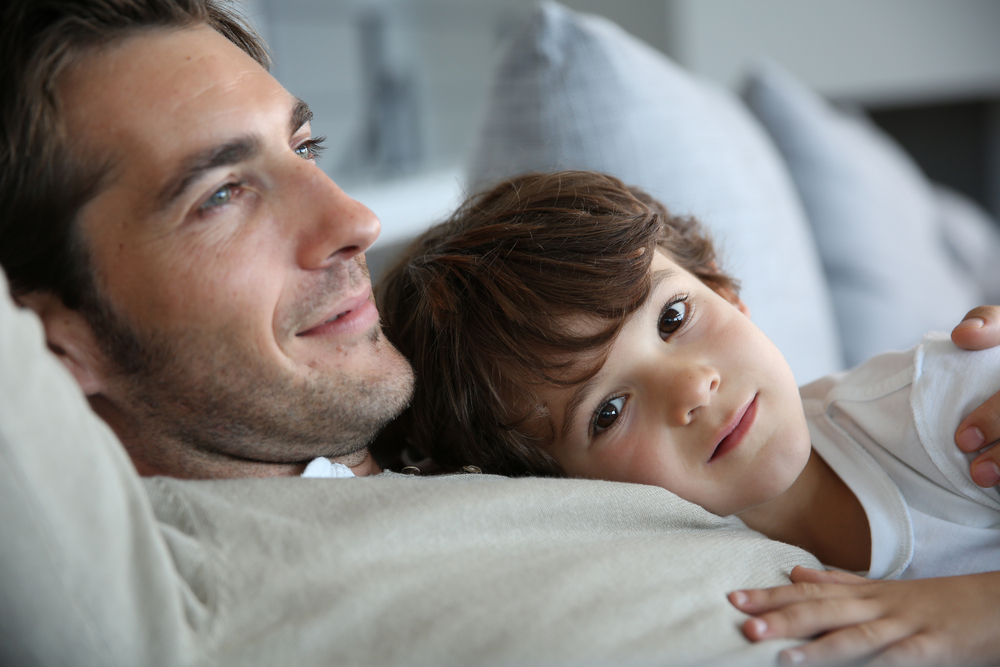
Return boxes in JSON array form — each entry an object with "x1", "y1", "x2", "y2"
[{"x1": 650, "y1": 248, "x2": 680, "y2": 277}]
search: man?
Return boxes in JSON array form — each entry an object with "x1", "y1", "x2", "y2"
[
  {"x1": 2, "y1": 1, "x2": 1000, "y2": 665},
  {"x1": 2, "y1": 0, "x2": 412, "y2": 479}
]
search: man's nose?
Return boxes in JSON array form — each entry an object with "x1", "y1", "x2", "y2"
[
  {"x1": 293, "y1": 169, "x2": 381, "y2": 270},
  {"x1": 662, "y1": 363, "x2": 720, "y2": 426}
]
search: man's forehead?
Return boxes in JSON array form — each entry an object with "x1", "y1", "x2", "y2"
[{"x1": 59, "y1": 25, "x2": 290, "y2": 161}]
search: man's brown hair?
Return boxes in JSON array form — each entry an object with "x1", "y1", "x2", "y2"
[
  {"x1": 0, "y1": 0, "x2": 269, "y2": 309},
  {"x1": 377, "y1": 171, "x2": 738, "y2": 476}
]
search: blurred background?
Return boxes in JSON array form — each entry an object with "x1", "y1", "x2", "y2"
[{"x1": 237, "y1": 0, "x2": 1000, "y2": 239}]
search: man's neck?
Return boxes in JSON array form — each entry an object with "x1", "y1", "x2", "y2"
[
  {"x1": 737, "y1": 448, "x2": 871, "y2": 572},
  {"x1": 89, "y1": 394, "x2": 379, "y2": 479}
]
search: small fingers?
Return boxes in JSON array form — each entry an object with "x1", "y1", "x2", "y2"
[
  {"x1": 970, "y1": 449, "x2": 1000, "y2": 487},
  {"x1": 730, "y1": 581, "x2": 832, "y2": 616},
  {"x1": 729, "y1": 568, "x2": 868, "y2": 615},
  {"x1": 865, "y1": 632, "x2": 950, "y2": 667},
  {"x1": 951, "y1": 306, "x2": 1000, "y2": 351},
  {"x1": 955, "y1": 397, "x2": 1000, "y2": 455},
  {"x1": 788, "y1": 566, "x2": 869, "y2": 586},
  {"x1": 738, "y1": 597, "x2": 880, "y2": 642},
  {"x1": 775, "y1": 619, "x2": 912, "y2": 667}
]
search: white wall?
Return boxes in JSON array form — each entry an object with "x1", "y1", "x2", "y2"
[
  {"x1": 243, "y1": 0, "x2": 670, "y2": 188},
  {"x1": 238, "y1": 0, "x2": 1000, "y2": 230},
  {"x1": 665, "y1": 0, "x2": 1000, "y2": 105}
]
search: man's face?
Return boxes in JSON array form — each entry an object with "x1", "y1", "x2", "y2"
[
  {"x1": 59, "y1": 26, "x2": 414, "y2": 477},
  {"x1": 540, "y1": 251, "x2": 811, "y2": 516}
]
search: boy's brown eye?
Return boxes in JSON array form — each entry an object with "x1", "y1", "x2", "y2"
[
  {"x1": 658, "y1": 299, "x2": 688, "y2": 339},
  {"x1": 594, "y1": 396, "x2": 626, "y2": 433}
]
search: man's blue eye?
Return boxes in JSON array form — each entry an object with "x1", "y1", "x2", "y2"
[
  {"x1": 200, "y1": 185, "x2": 233, "y2": 210},
  {"x1": 594, "y1": 396, "x2": 626, "y2": 434},
  {"x1": 294, "y1": 137, "x2": 326, "y2": 161}
]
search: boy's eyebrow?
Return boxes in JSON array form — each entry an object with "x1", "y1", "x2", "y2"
[
  {"x1": 559, "y1": 266, "x2": 675, "y2": 442},
  {"x1": 560, "y1": 374, "x2": 603, "y2": 442}
]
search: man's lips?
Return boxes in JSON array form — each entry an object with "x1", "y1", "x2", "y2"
[
  {"x1": 708, "y1": 394, "x2": 758, "y2": 463},
  {"x1": 296, "y1": 287, "x2": 378, "y2": 338}
]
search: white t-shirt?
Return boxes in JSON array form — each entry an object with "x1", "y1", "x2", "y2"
[
  {"x1": 301, "y1": 457, "x2": 356, "y2": 478},
  {"x1": 801, "y1": 333, "x2": 1000, "y2": 579}
]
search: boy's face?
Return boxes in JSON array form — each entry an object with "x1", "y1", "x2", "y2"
[{"x1": 540, "y1": 251, "x2": 811, "y2": 517}]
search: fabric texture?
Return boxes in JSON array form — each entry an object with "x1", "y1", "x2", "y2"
[
  {"x1": 468, "y1": 1, "x2": 842, "y2": 384},
  {"x1": 801, "y1": 333, "x2": 1000, "y2": 580},
  {"x1": 743, "y1": 62, "x2": 983, "y2": 367},
  {"x1": 1, "y1": 268, "x2": 822, "y2": 666}
]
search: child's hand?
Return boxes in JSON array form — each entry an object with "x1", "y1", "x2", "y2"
[
  {"x1": 728, "y1": 565, "x2": 1000, "y2": 666},
  {"x1": 952, "y1": 305, "x2": 1000, "y2": 487}
]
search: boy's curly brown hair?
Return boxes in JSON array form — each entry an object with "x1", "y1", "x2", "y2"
[{"x1": 376, "y1": 171, "x2": 737, "y2": 476}]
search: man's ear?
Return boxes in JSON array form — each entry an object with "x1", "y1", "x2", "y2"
[{"x1": 16, "y1": 291, "x2": 108, "y2": 396}]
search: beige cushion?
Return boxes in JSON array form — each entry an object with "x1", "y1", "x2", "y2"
[{"x1": 0, "y1": 267, "x2": 823, "y2": 665}]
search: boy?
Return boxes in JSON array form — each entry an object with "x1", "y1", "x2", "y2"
[{"x1": 377, "y1": 170, "x2": 999, "y2": 582}]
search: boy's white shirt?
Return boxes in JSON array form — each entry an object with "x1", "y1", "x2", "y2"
[
  {"x1": 300, "y1": 457, "x2": 356, "y2": 478},
  {"x1": 801, "y1": 332, "x2": 1000, "y2": 579}
]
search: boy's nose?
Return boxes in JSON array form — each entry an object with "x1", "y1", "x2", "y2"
[{"x1": 664, "y1": 363, "x2": 720, "y2": 426}]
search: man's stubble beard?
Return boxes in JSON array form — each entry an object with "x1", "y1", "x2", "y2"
[{"x1": 83, "y1": 290, "x2": 415, "y2": 468}]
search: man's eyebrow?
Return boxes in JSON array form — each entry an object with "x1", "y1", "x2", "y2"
[
  {"x1": 156, "y1": 136, "x2": 261, "y2": 212},
  {"x1": 155, "y1": 99, "x2": 312, "y2": 213},
  {"x1": 558, "y1": 266, "x2": 676, "y2": 442},
  {"x1": 290, "y1": 98, "x2": 313, "y2": 135}
]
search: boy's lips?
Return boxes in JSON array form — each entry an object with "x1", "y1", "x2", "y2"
[
  {"x1": 708, "y1": 394, "x2": 758, "y2": 463},
  {"x1": 296, "y1": 287, "x2": 378, "y2": 338}
]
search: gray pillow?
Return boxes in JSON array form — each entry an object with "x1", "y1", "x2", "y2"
[
  {"x1": 743, "y1": 61, "x2": 983, "y2": 367},
  {"x1": 468, "y1": 1, "x2": 842, "y2": 383},
  {"x1": 934, "y1": 185, "x2": 1000, "y2": 305}
]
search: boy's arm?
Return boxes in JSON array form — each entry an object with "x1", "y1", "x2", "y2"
[
  {"x1": 952, "y1": 306, "x2": 1000, "y2": 487},
  {"x1": 729, "y1": 566, "x2": 1000, "y2": 666}
]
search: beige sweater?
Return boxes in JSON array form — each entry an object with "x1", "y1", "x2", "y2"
[{"x1": 0, "y1": 270, "x2": 817, "y2": 666}]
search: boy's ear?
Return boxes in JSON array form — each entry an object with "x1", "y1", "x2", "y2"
[
  {"x1": 714, "y1": 285, "x2": 751, "y2": 318},
  {"x1": 16, "y1": 291, "x2": 109, "y2": 396},
  {"x1": 704, "y1": 262, "x2": 751, "y2": 318}
]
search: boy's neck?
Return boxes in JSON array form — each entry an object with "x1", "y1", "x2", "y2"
[{"x1": 737, "y1": 448, "x2": 871, "y2": 572}]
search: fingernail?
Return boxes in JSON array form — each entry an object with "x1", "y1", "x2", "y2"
[
  {"x1": 731, "y1": 591, "x2": 748, "y2": 605},
  {"x1": 956, "y1": 317, "x2": 986, "y2": 330},
  {"x1": 973, "y1": 460, "x2": 1000, "y2": 487},
  {"x1": 748, "y1": 618, "x2": 767, "y2": 638},
  {"x1": 779, "y1": 648, "x2": 804, "y2": 665},
  {"x1": 957, "y1": 426, "x2": 985, "y2": 451}
]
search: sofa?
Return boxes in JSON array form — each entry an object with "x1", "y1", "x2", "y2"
[
  {"x1": 3, "y1": 3, "x2": 998, "y2": 666},
  {"x1": 370, "y1": 1, "x2": 1000, "y2": 386}
]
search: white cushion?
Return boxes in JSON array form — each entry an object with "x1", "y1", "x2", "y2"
[
  {"x1": 743, "y1": 61, "x2": 983, "y2": 367},
  {"x1": 468, "y1": 1, "x2": 842, "y2": 383}
]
